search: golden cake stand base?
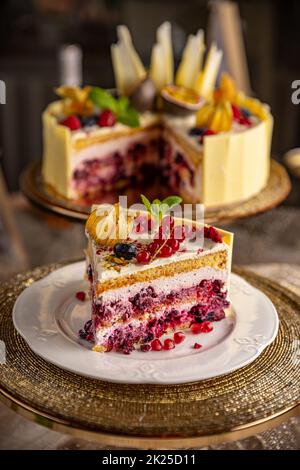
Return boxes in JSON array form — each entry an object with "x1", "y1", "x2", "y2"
[
  {"x1": 0, "y1": 263, "x2": 299, "y2": 449},
  {"x1": 20, "y1": 160, "x2": 291, "y2": 224}
]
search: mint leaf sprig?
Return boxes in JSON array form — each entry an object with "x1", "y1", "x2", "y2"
[
  {"x1": 140, "y1": 194, "x2": 183, "y2": 262},
  {"x1": 141, "y1": 194, "x2": 182, "y2": 223},
  {"x1": 89, "y1": 87, "x2": 140, "y2": 128}
]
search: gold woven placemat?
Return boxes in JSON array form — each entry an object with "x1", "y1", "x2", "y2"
[
  {"x1": 20, "y1": 160, "x2": 291, "y2": 224},
  {"x1": 0, "y1": 263, "x2": 299, "y2": 443}
]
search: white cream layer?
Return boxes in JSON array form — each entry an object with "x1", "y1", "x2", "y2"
[
  {"x1": 99, "y1": 266, "x2": 228, "y2": 303},
  {"x1": 94, "y1": 238, "x2": 228, "y2": 282}
]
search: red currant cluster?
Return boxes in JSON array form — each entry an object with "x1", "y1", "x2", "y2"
[
  {"x1": 135, "y1": 216, "x2": 223, "y2": 264},
  {"x1": 136, "y1": 216, "x2": 186, "y2": 264}
]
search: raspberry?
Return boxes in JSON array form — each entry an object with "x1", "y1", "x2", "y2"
[
  {"x1": 141, "y1": 344, "x2": 151, "y2": 352},
  {"x1": 204, "y1": 226, "x2": 222, "y2": 243},
  {"x1": 61, "y1": 115, "x2": 81, "y2": 131},
  {"x1": 163, "y1": 338, "x2": 175, "y2": 350},
  {"x1": 98, "y1": 109, "x2": 116, "y2": 127},
  {"x1": 194, "y1": 342, "x2": 202, "y2": 349},
  {"x1": 239, "y1": 116, "x2": 252, "y2": 126},
  {"x1": 151, "y1": 339, "x2": 163, "y2": 351},
  {"x1": 209, "y1": 227, "x2": 222, "y2": 243},
  {"x1": 76, "y1": 291, "x2": 86, "y2": 301},
  {"x1": 231, "y1": 104, "x2": 242, "y2": 121},
  {"x1": 174, "y1": 332, "x2": 185, "y2": 344}
]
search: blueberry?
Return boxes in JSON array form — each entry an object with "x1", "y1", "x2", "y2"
[
  {"x1": 189, "y1": 127, "x2": 207, "y2": 137},
  {"x1": 240, "y1": 107, "x2": 251, "y2": 118},
  {"x1": 113, "y1": 243, "x2": 137, "y2": 260},
  {"x1": 79, "y1": 115, "x2": 98, "y2": 127}
]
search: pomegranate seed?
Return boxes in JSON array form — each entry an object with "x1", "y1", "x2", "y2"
[
  {"x1": 61, "y1": 115, "x2": 81, "y2": 131},
  {"x1": 191, "y1": 323, "x2": 202, "y2": 334},
  {"x1": 200, "y1": 321, "x2": 213, "y2": 333},
  {"x1": 137, "y1": 250, "x2": 151, "y2": 264},
  {"x1": 231, "y1": 104, "x2": 242, "y2": 121},
  {"x1": 151, "y1": 339, "x2": 163, "y2": 351},
  {"x1": 141, "y1": 344, "x2": 151, "y2": 352},
  {"x1": 194, "y1": 342, "x2": 202, "y2": 349},
  {"x1": 174, "y1": 332, "x2": 185, "y2": 344},
  {"x1": 158, "y1": 245, "x2": 173, "y2": 258},
  {"x1": 76, "y1": 291, "x2": 86, "y2": 301},
  {"x1": 163, "y1": 338, "x2": 175, "y2": 350},
  {"x1": 148, "y1": 241, "x2": 159, "y2": 255},
  {"x1": 167, "y1": 239, "x2": 180, "y2": 252},
  {"x1": 98, "y1": 109, "x2": 116, "y2": 127}
]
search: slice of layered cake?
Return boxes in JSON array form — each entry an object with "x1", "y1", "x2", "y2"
[{"x1": 83, "y1": 197, "x2": 233, "y2": 354}]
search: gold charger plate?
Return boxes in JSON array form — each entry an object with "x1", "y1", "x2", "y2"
[
  {"x1": 0, "y1": 262, "x2": 299, "y2": 449},
  {"x1": 20, "y1": 160, "x2": 291, "y2": 224}
]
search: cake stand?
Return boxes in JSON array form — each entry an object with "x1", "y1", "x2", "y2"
[
  {"x1": 20, "y1": 160, "x2": 291, "y2": 225},
  {"x1": 0, "y1": 263, "x2": 299, "y2": 449}
]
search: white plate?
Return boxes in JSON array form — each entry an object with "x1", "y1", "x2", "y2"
[{"x1": 13, "y1": 262, "x2": 279, "y2": 384}]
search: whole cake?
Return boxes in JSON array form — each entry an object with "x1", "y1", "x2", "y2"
[
  {"x1": 42, "y1": 23, "x2": 273, "y2": 207},
  {"x1": 82, "y1": 196, "x2": 234, "y2": 354}
]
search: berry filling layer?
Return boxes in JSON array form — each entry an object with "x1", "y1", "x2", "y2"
[
  {"x1": 93, "y1": 278, "x2": 228, "y2": 327},
  {"x1": 72, "y1": 138, "x2": 159, "y2": 197},
  {"x1": 92, "y1": 294, "x2": 228, "y2": 354},
  {"x1": 82, "y1": 278, "x2": 229, "y2": 353}
]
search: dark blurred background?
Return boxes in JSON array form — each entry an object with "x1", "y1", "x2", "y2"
[{"x1": 0, "y1": 0, "x2": 300, "y2": 197}]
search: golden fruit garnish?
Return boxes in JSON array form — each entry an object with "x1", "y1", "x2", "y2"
[
  {"x1": 56, "y1": 86, "x2": 93, "y2": 116},
  {"x1": 161, "y1": 85, "x2": 202, "y2": 116},
  {"x1": 86, "y1": 203, "x2": 135, "y2": 247},
  {"x1": 215, "y1": 73, "x2": 238, "y2": 103},
  {"x1": 236, "y1": 93, "x2": 269, "y2": 121},
  {"x1": 196, "y1": 100, "x2": 233, "y2": 132}
]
